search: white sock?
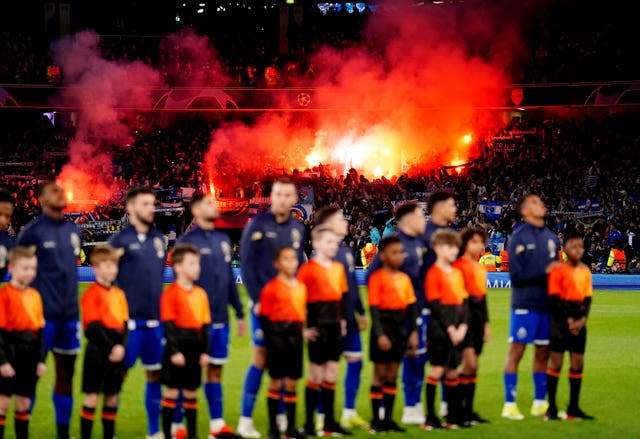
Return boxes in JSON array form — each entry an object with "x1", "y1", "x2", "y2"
[{"x1": 342, "y1": 408, "x2": 356, "y2": 419}]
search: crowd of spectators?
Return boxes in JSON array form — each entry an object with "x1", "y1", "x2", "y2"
[
  {"x1": 1, "y1": 109, "x2": 638, "y2": 272},
  {"x1": 2, "y1": 2, "x2": 639, "y2": 87}
]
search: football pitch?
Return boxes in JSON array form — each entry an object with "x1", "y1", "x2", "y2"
[{"x1": 22, "y1": 286, "x2": 640, "y2": 438}]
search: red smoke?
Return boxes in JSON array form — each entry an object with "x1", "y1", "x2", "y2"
[
  {"x1": 52, "y1": 30, "x2": 161, "y2": 208},
  {"x1": 206, "y1": 1, "x2": 516, "y2": 190}
]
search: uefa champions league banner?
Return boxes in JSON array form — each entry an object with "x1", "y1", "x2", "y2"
[{"x1": 38, "y1": 268, "x2": 640, "y2": 291}]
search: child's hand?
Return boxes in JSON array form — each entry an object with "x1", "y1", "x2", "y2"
[
  {"x1": 407, "y1": 330, "x2": 419, "y2": 351},
  {"x1": 237, "y1": 319, "x2": 247, "y2": 337},
  {"x1": 483, "y1": 322, "x2": 491, "y2": 344},
  {"x1": 36, "y1": 362, "x2": 47, "y2": 377},
  {"x1": 358, "y1": 315, "x2": 368, "y2": 331},
  {"x1": 252, "y1": 303, "x2": 261, "y2": 315},
  {"x1": 303, "y1": 327, "x2": 319, "y2": 342},
  {"x1": 109, "y1": 344, "x2": 125, "y2": 363},
  {"x1": 171, "y1": 352, "x2": 186, "y2": 366},
  {"x1": 0, "y1": 363, "x2": 15, "y2": 378},
  {"x1": 199, "y1": 353, "x2": 211, "y2": 367},
  {"x1": 340, "y1": 319, "x2": 347, "y2": 337},
  {"x1": 378, "y1": 335, "x2": 392, "y2": 351}
]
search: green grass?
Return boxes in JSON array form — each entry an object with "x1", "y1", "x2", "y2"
[{"x1": 17, "y1": 286, "x2": 640, "y2": 438}]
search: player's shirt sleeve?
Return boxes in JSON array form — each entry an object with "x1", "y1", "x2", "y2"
[
  {"x1": 367, "y1": 271, "x2": 384, "y2": 337},
  {"x1": 0, "y1": 290, "x2": 8, "y2": 365},
  {"x1": 508, "y1": 232, "x2": 547, "y2": 285},
  {"x1": 239, "y1": 219, "x2": 263, "y2": 303}
]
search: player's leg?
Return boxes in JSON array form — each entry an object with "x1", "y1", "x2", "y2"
[
  {"x1": 443, "y1": 366, "x2": 463, "y2": 428},
  {"x1": 0, "y1": 394, "x2": 9, "y2": 439},
  {"x1": 545, "y1": 351, "x2": 563, "y2": 420},
  {"x1": 80, "y1": 393, "x2": 99, "y2": 439},
  {"x1": 206, "y1": 323, "x2": 234, "y2": 437},
  {"x1": 382, "y1": 362, "x2": 403, "y2": 432},
  {"x1": 320, "y1": 361, "x2": 341, "y2": 433},
  {"x1": 341, "y1": 324, "x2": 365, "y2": 429},
  {"x1": 531, "y1": 312, "x2": 551, "y2": 416},
  {"x1": 424, "y1": 364, "x2": 445, "y2": 429},
  {"x1": 283, "y1": 377, "x2": 302, "y2": 438},
  {"x1": 369, "y1": 363, "x2": 386, "y2": 430},
  {"x1": 503, "y1": 308, "x2": 532, "y2": 420},
  {"x1": 238, "y1": 309, "x2": 265, "y2": 438},
  {"x1": 141, "y1": 325, "x2": 164, "y2": 439},
  {"x1": 460, "y1": 347, "x2": 477, "y2": 423},
  {"x1": 13, "y1": 396, "x2": 31, "y2": 439},
  {"x1": 102, "y1": 394, "x2": 120, "y2": 439},
  {"x1": 566, "y1": 327, "x2": 592, "y2": 420},
  {"x1": 401, "y1": 315, "x2": 427, "y2": 425},
  {"x1": 50, "y1": 320, "x2": 81, "y2": 439},
  {"x1": 182, "y1": 389, "x2": 199, "y2": 438},
  {"x1": 304, "y1": 362, "x2": 323, "y2": 434},
  {"x1": 267, "y1": 379, "x2": 282, "y2": 438},
  {"x1": 162, "y1": 388, "x2": 180, "y2": 439}
]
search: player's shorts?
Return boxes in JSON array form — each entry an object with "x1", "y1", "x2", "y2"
[
  {"x1": 265, "y1": 322, "x2": 304, "y2": 379},
  {"x1": 308, "y1": 322, "x2": 343, "y2": 364},
  {"x1": 0, "y1": 341, "x2": 40, "y2": 397},
  {"x1": 465, "y1": 304, "x2": 488, "y2": 355},
  {"x1": 508, "y1": 309, "x2": 550, "y2": 345},
  {"x1": 249, "y1": 304, "x2": 265, "y2": 348},
  {"x1": 343, "y1": 326, "x2": 363, "y2": 358},
  {"x1": 124, "y1": 320, "x2": 164, "y2": 370},
  {"x1": 550, "y1": 320, "x2": 587, "y2": 354},
  {"x1": 161, "y1": 338, "x2": 203, "y2": 391},
  {"x1": 82, "y1": 343, "x2": 126, "y2": 395},
  {"x1": 208, "y1": 323, "x2": 230, "y2": 365},
  {"x1": 43, "y1": 320, "x2": 81, "y2": 355},
  {"x1": 370, "y1": 315, "x2": 408, "y2": 364},
  {"x1": 427, "y1": 334, "x2": 462, "y2": 369}
]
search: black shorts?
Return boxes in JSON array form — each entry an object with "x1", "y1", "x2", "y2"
[
  {"x1": 266, "y1": 323, "x2": 303, "y2": 380},
  {"x1": 428, "y1": 334, "x2": 462, "y2": 369},
  {"x1": 0, "y1": 343, "x2": 40, "y2": 397},
  {"x1": 464, "y1": 307, "x2": 487, "y2": 355},
  {"x1": 82, "y1": 343, "x2": 126, "y2": 395},
  {"x1": 369, "y1": 318, "x2": 407, "y2": 364},
  {"x1": 308, "y1": 322, "x2": 342, "y2": 365},
  {"x1": 550, "y1": 319, "x2": 587, "y2": 354},
  {"x1": 161, "y1": 339, "x2": 203, "y2": 391}
]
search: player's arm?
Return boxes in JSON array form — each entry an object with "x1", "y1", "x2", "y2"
[
  {"x1": 82, "y1": 289, "x2": 117, "y2": 351},
  {"x1": 160, "y1": 290, "x2": 181, "y2": 356},
  {"x1": 367, "y1": 274, "x2": 384, "y2": 338},
  {"x1": 508, "y1": 234, "x2": 548, "y2": 285},
  {"x1": 583, "y1": 268, "x2": 593, "y2": 318},
  {"x1": 200, "y1": 295, "x2": 212, "y2": 355},
  {"x1": 0, "y1": 308, "x2": 8, "y2": 366},
  {"x1": 404, "y1": 279, "x2": 418, "y2": 333},
  {"x1": 227, "y1": 260, "x2": 245, "y2": 321},
  {"x1": 547, "y1": 269, "x2": 567, "y2": 322},
  {"x1": 239, "y1": 220, "x2": 264, "y2": 303},
  {"x1": 257, "y1": 284, "x2": 273, "y2": 338}
]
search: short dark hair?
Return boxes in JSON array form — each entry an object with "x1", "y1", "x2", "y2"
[
  {"x1": 314, "y1": 206, "x2": 341, "y2": 226},
  {"x1": 460, "y1": 226, "x2": 488, "y2": 252},
  {"x1": 430, "y1": 229, "x2": 461, "y2": 248},
  {"x1": 518, "y1": 193, "x2": 538, "y2": 213},
  {"x1": 0, "y1": 188, "x2": 14, "y2": 205},
  {"x1": 171, "y1": 243, "x2": 199, "y2": 266},
  {"x1": 126, "y1": 186, "x2": 155, "y2": 204},
  {"x1": 564, "y1": 232, "x2": 583, "y2": 244},
  {"x1": 272, "y1": 177, "x2": 296, "y2": 188},
  {"x1": 378, "y1": 235, "x2": 402, "y2": 252},
  {"x1": 273, "y1": 246, "x2": 296, "y2": 261},
  {"x1": 37, "y1": 181, "x2": 57, "y2": 198},
  {"x1": 427, "y1": 191, "x2": 454, "y2": 214},
  {"x1": 395, "y1": 201, "x2": 421, "y2": 222},
  {"x1": 189, "y1": 191, "x2": 207, "y2": 211}
]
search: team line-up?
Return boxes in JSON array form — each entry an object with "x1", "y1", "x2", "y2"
[{"x1": 0, "y1": 181, "x2": 593, "y2": 439}]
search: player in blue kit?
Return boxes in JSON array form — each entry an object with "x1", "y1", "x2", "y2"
[
  {"x1": 367, "y1": 202, "x2": 427, "y2": 425},
  {"x1": 108, "y1": 187, "x2": 167, "y2": 439},
  {"x1": 0, "y1": 189, "x2": 15, "y2": 283},
  {"x1": 313, "y1": 207, "x2": 368, "y2": 431},
  {"x1": 176, "y1": 193, "x2": 246, "y2": 438},
  {"x1": 16, "y1": 182, "x2": 82, "y2": 439},
  {"x1": 237, "y1": 179, "x2": 306, "y2": 438},
  {"x1": 501, "y1": 194, "x2": 561, "y2": 420}
]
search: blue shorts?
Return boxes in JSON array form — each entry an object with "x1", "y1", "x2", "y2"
[
  {"x1": 124, "y1": 321, "x2": 164, "y2": 370},
  {"x1": 343, "y1": 326, "x2": 363, "y2": 358},
  {"x1": 508, "y1": 309, "x2": 550, "y2": 345},
  {"x1": 250, "y1": 306, "x2": 265, "y2": 347},
  {"x1": 209, "y1": 323, "x2": 230, "y2": 365},
  {"x1": 43, "y1": 320, "x2": 82, "y2": 355}
]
